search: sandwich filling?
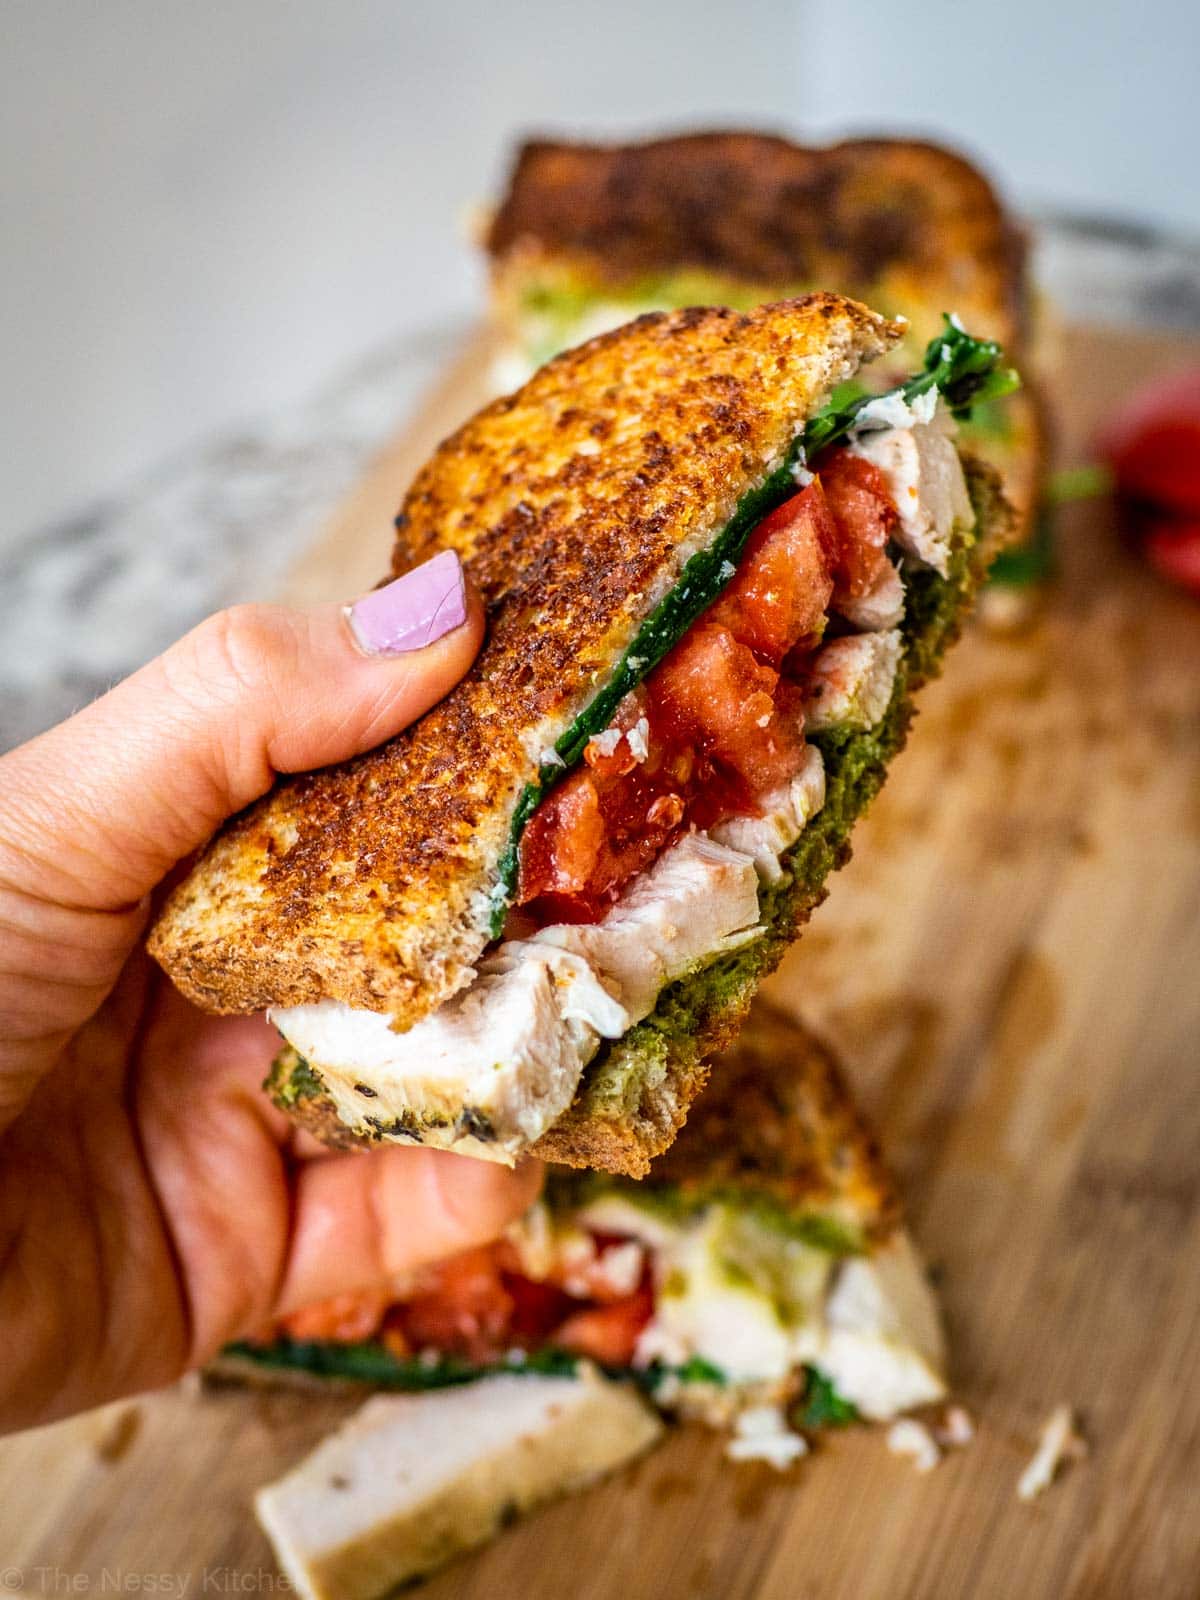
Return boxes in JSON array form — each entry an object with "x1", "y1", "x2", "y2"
[
  {"x1": 234, "y1": 1186, "x2": 945, "y2": 1426},
  {"x1": 271, "y1": 325, "x2": 1014, "y2": 1158}
]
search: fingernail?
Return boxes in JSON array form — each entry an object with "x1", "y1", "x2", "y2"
[{"x1": 344, "y1": 550, "x2": 467, "y2": 656}]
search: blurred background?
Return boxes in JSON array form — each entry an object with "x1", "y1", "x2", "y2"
[{"x1": 2, "y1": 0, "x2": 1199, "y2": 745}]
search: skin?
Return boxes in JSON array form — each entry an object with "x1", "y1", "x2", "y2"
[{"x1": 0, "y1": 589, "x2": 541, "y2": 1435}]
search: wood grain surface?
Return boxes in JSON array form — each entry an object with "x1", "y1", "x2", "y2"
[{"x1": 2, "y1": 323, "x2": 1198, "y2": 1600}]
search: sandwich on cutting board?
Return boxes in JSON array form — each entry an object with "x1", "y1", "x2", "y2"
[
  {"x1": 150, "y1": 294, "x2": 1016, "y2": 1174},
  {"x1": 246, "y1": 1004, "x2": 947, "y2": 1599},
  {"x1": 483, "y1": 130, "x2": 1046, "y2": 563}
]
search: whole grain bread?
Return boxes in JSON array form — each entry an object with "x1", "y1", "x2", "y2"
[{"x1": 486, "y1": 131, "x2": 1029, "y2": 349}]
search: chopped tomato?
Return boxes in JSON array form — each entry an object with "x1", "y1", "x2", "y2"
[
  {"x1": 518, "y1": 769, "x2": 605, "y2": 903},
  {"x1": 1099, "y1": 367, "x2": 1200, "y2": 514},
  {"x1": 395, "y1": 1247, "x2": 515, "y2": 1364},
  {"x1": 652, "y1": 624, "x2": 807, "y2": 801},
  {"x1": 279, "y1": 1288, "x2": 391, "y2": 1344},
  {"x1": 548, "y1": 1286, "x2": 655, "y2": 1367},
  {"x1": 515, "y1": 462, "x2": 898, "y2": 924},
  {"x1": 380, "y1": 1320, "x2": 412, "y2": 1360},
  {"x1": 1142, "y1": 519, "x2": 1200, "y2": 598},
  {"x1": 1099, "y1": 369, "x2": 1200, "y2": 598},
  {"x1": 518, "y1": 762, "x2": 685, "y2": 922},
  {"x1": 815, "y1": 449, "x2": 897, "y2": 599},
  {"x1": 502, "y1": 1274, "x2": 575, "y2": 1345},
  {"x1": 707, "y1": 483, "x2": 835, "y2": 663}
]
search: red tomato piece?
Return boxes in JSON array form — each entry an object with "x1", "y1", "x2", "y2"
[
  {"x1": 518, "y1": 769, "x2": 604, "y2": 902},
  {"x1": 1142, "y1": 519, "x2": 1200, "y2": 599},
  {"x1": 651, "y1": 623, "x2": 805, "y2": 797},
  {"x1": 278, "y1": 1288, "x2": 391, "y2": 1345},
  {"x1": 1099, "y1": 368, "x2": 1200, "y2": 514},
  {"x1": 502, "y1": 1274, "x2": 576, "y2": 1346},
  {"x1": 815, "y1": 449, "x2": 898, "y2": 599},
  {"x1": 396, "y1": 1246, "x2": 515, "y2": 1363},
  {"x1": 707, "y1": 483, "x2": 835, "y2": 664},
  {"x1": 548, "y1": 1286, "x2": 655, "y2": 1367}
]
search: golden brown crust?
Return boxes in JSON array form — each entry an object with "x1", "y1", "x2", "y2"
[
  {"x1": 487, "y1": 131, "x2": 1030, "y2": 351},
  {"x1": 487, "y1": 131, "x2": 1046, "y2": 547},
  {"x1": 149, "y1": 296, "x2": 898, "y2": 1020},
  {"x1": 639, "y1": 999, "x2": 899, "y2": 1238}
]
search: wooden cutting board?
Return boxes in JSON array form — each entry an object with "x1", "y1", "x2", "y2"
[{"x1": 3, "y1": 322, "x2": 1199, "y2": 1600}]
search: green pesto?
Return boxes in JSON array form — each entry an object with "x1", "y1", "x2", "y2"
[
  {"x1": 517, "y1": 271, "x2": 815, "y2": 367},
  {"x1": 547, "y1": 1169, "x2": 867, "y2": 1257},
  {"x1": 268, "y1": 1054, "x2": 323, "y2": 1109},
  {"x1": 490, "y1": 322, "x2": 1017, "y2": 931}
]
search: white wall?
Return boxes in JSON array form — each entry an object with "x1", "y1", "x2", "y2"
[
  {"x1": 2, "y1": 0, "x2": 1195, "y2": 539},
  {"x1": 797, "y1": 0, "x2": 1200, "y2": 228}
]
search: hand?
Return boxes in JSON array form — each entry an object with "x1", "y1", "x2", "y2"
[{"x1": 0, "y1": 554, "x2": 541, "y2": 1433}]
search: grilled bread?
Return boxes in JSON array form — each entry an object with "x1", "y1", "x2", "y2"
[
  {"x1": 485, "y1": 130, "x2": 1045, "y2": 544},
  {"x1": 151, "y1": 295, "x2": 895, "y2": 1023}
]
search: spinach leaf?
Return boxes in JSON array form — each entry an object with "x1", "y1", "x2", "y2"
[{"x1": 488, "y1": 317, "x2": 1017, "y2": 931}]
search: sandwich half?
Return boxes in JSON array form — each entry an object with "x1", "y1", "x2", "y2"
[
  {"x1": 485, "y1": 130, "x2": 1046, "y2": 563},
  {"x1": 151, "y1": 294, "x2": 1015, "y2": 1174},
  {"x1": 220, "y1": 1002, "x2": 948, "y2": 1438}
]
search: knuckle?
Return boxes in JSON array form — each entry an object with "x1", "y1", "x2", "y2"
[{"x1": 196, "y1": 604, "x2": 295, "y2": 702}]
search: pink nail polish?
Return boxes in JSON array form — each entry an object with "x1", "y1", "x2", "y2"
[{"x1": 345, "y1": 550, "x2": 467, "y2": 655}]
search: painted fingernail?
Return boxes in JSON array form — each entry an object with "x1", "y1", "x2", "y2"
[{"x1": 344, "y1": 550, "x2": 467, "y2": 656}]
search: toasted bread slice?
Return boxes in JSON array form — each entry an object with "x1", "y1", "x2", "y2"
[
  {"x1": 487, "y1": 132, "x2": 1029, "y2": 350},
  {"x1": 149, "y1": 296, "x2": 898, "y2": 1022},
  {"x1": 486, "y1": 130, "x2": 1046, "y2": 542}
]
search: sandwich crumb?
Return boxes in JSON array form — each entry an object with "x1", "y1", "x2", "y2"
[
  {"x1": 1017, "y1": 1405, "x2": 1087, "y2": 1502},
  {"x1": 725, "y1": 1406, "x2": 808, "y2": 1470},
  {"x1": 886, "y1": 1418, "x2": 942, "y2": 1473},
  {"x1": 937, "y1": 1405, "x2": 975, "y2": 1449},
  {"x1": 91, "y1": 1403, "x2": 142, "y2": 1464}
]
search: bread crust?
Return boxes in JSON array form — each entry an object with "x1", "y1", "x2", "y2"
[
  {"x1": 487, "y1": 130, "x2": 1046, "y2": 540},
  {"x1": 149, "y1": 296, "x2": 897, "y2": 1021},
  {"x1": 552, "y1": 997, "x2": 901, "y2": 1241},
  {"x1": 487, "y1": 131, "x2": 1029, "y2": 351}
]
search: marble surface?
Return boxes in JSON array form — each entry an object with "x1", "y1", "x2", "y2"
[{"x1": 3, "y1": 217, "x2": 1199, "y2": 753}]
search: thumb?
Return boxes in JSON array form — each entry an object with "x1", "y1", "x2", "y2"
[{"x1": 0, "y1": 550, "x2": 483, "y2": 913}]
